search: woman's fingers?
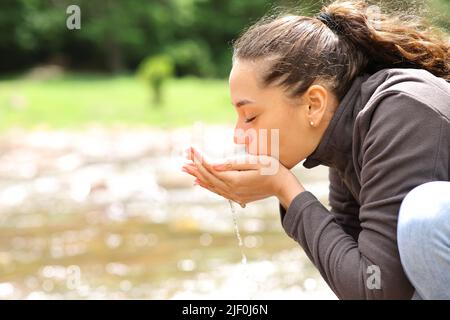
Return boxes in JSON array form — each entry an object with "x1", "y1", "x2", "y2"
[
  {"x1": 181, "y1": 147, "x2": 277, "y2": 205},
  {"x1": 189, "y1": 147, "x2": 219, "y2": 175},
  {"x1": 207, "y1": 169, "x2": 237, "y2": 187},
  {"x1": 182, "y1": 165, "x2": 201, "y2": 181},
  {"x1": 185, "y1": 147, "x2": 207, "y2": 167},
  {"x1": 212, "y1": 154, "x2": 276, "y2": 172},
  {"x1": 183, "y1": 165, "x2": 223, "y2": 193},
  {"x1": 185, "y1": 146, "x2": 275, "y2": 176},
  {"x1": 183, "y1": 163, "x2": 267, "y2": 205},
  {"x1": 195, "y1": 157, "x2": 230, "y2": 191},
  {"x1": 182, "y1": 161, "x2": 242, "y2": 202},
  {"x1": 196, "y1": 178, "x2": 234, "y2": 201},
  {"x1": 212, "y1": 155, "x2": 256, "y2": 171},
  {"x1": 182, "y1": 166, "x2": 236, "y2": 204},
  {"x1": 208, "y1": 169, "x2": 259, "y2": 191},
  {"x1": 183, "y1": 159, "x2": 261, "y2": 193},
  {"x1": 185, "y1": 147, "x2": 233, "y2": 189}
]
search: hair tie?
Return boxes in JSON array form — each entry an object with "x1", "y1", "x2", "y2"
[{"x1": 317, "y1": 12, "x2": 342, "y2": 35}]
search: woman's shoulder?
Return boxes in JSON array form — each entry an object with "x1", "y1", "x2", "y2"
[
  {"x1": 353, "y1": 68, "x2": 450, "y2": 160},
  {"x1": 372, "y1": 68, "x2": 449, "y2": 98},
  {"x1": 352, "y1": 70, "x2": 450, "y2": 188},
  {"x1": 359, "y1": 68, "x2": 450, "y2": 122}
]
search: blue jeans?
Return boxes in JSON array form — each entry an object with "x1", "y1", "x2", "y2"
[{"x1": 398, "y1": 181, "x2": 450, "y2": 300}]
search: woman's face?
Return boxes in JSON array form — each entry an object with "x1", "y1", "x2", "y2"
[{"x1": 229, "y1": 59, "x2": 333, "y2": 169}]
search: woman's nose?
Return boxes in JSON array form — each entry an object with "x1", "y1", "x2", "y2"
[{"x1": 233, "y1": 124, "x2": 248, "y2": 145}]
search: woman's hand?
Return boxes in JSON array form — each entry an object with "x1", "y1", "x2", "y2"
[{"x1": 181, "y1": 146, "x2": 305, "y2": 208}]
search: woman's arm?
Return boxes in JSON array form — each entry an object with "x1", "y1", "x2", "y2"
[
  {"x1": 278, "y1": 93, "x2": 449, "y2": 299},
  {"x1": 279, "y1": 168, "x2": 361, "y2": 240},
  {"x1": 328, "y1": 167, "x2": 361, "y2": 240}
]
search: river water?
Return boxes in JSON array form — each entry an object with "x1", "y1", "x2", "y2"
[{"x1": 0, "y1": 127, "x2": 336, "y2": 299}]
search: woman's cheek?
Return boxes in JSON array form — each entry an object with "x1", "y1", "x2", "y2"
[
  {"x1": 245, "y1": 137, "x2": 258, "y2": 155},
  {"x1": 247, "y1": 126, "x2": 278, "y2": 156},
  {"x1": 241, "y1": 127, "x2": 254, "y2": 153}
]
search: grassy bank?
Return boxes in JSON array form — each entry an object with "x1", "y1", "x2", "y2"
[{"x1": 0, "y1": 74, "x2": 235, "y2": 130}]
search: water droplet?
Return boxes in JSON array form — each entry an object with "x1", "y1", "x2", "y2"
[
  {"x1": 199, "y1": 233, "x2": 212, "y2": 246},
  {"x1": 244, "y1": 235, "x2": 262, "y2": 248},
  {"x1": 0, "y1": 283, "x2": 14, "y2": 298},
  {"x1": 120, "y1": 280, "x2": 132, "y2": 292},
  {"x1": 304, "y1": 278, "x2": 317, "y2": 291},
  {"x1": 105, "y1": 234, "x2": 122, "y2": 249},
  {"x1": 177, "y1": 259, "x2": 196, "y2": 272},
  {"x1": 42, "y1": 280, "x2": 54, "y2": 292},
  {"x1": 105, "y1": 262, "x2": 129, "y2": 276}
]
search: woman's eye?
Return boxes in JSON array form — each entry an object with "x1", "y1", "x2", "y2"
[{"x1": 245, "y1": 116, "x2": 256, "y2": 123}]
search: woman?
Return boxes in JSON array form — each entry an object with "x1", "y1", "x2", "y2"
[{"x1": 182, "y1": 0, "x2": 450, "y2": 299}]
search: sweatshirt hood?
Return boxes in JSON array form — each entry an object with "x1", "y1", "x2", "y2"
[{"x1": 302, "y1": 68, "x2": 427, "y2": 171}]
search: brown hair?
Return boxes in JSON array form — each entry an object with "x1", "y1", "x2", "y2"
[{"x1": 232, "y1": 0, "x2": 450, "y2": 100}]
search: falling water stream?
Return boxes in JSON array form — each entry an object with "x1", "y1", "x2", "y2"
[
  {"x1": 228, "y1": 199, "x2": 264, "y2": 299},
  {"x1": 228, "y1": 200, "x2": 247, "y2": 265}
]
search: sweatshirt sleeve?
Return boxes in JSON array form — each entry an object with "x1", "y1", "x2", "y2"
[
  {"x1": 328, "y1": 167, "x2": 361, "y2": 241},
  {"x1": 281, "y1": 168, "x2": 361, "y2": 241},
  {"x1": 279, "y1": 93, "x2": 449, "y2": 299}
]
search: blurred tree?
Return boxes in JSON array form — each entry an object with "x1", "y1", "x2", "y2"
[
  {"x1": 0, "y1": 0, "x2": 67, "y2": 72},
  {"x1": 73, "y1": 0, "x2": 156, "y2": 72},
  {"x1": 165, "y1": 40, "x2": 215, "y2": 77},
  {"x1": 0, "y1": 0, "x2": 448, "y2": 76},
  {"x1": 137, "y1": 54, "x2": 174, "y2": 106}
]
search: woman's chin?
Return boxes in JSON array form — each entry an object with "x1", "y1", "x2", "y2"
[{"x1": 280, "y1": 157, "x2": 302, "y2": 170}]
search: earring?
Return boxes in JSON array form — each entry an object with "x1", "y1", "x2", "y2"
[{"x1": 310, "y1": 121, "x2": 314, "y2": 126}]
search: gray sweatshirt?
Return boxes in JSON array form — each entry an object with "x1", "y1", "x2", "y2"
[{"x1": 279, "y1": 68, "x2": 450, "y2": 299}]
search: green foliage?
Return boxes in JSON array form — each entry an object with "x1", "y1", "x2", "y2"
[
  {"x1": 1, "y1": 0, "x2": 448, "y2": 76},
  {"x1": 166, "y1": 40, "x2": 215, "y2": 77},
  {"x1": 137, "y1": 55, "x2": 175, "y2": 105}
]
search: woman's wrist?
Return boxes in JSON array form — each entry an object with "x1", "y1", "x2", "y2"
[{"x1": 275, "y1": 168, "x2": 306, "y2": 209}]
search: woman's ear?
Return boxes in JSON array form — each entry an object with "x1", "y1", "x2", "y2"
[{"x1": 305, "y1": 85, "x2": 329, "y2": 127}]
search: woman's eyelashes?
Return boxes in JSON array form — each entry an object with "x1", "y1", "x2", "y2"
[{"x1": 244, "y1": 116, "x2": 257, "y2": 123}]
